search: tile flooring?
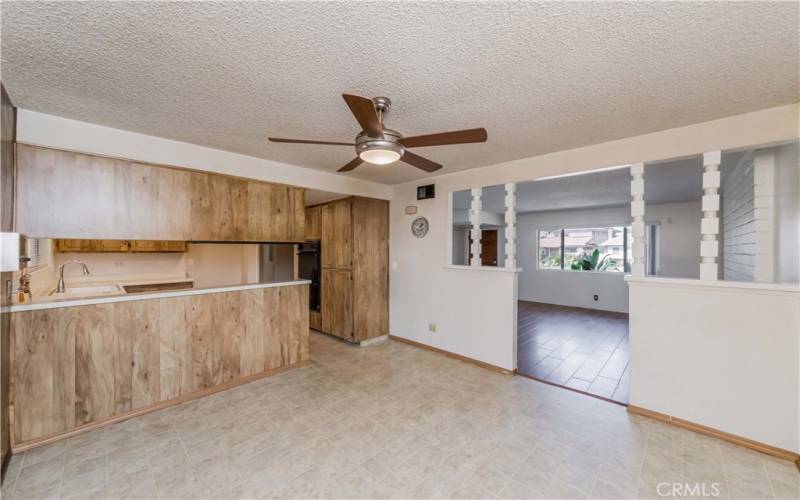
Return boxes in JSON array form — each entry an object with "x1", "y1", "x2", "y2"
[
  {"x1": 2, "y1": 332, "x2": 796, "y2": 499},
  {"x1": 517, "y1": 301, "x2": 630, "y2": 404}
]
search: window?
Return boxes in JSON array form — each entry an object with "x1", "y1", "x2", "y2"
[
  {"x1": 25, "y1": 238, "x2": 51, "y2": 271},
  {"x1": 537, "y1": 226, "x2": 631, "y2": 273}
]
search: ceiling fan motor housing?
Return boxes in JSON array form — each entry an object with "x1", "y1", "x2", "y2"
[{"x1": 372, "y1": 96, "x2": 391, "y2": 113}]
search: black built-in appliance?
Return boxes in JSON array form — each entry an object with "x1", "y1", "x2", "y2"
[{"x1": 297, "y1": 241, "x2": 320, "y2": 312}]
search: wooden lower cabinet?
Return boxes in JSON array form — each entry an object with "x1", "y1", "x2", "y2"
[
  {"x1": 309, "y1": 310, "x2": 321, "y2": 331},
  {"x1": 9, "y1": 284, "x2": 308, "y2": 449},
  {"x1": 321, "y1": 268, "x2": 353, "y2": 341}
]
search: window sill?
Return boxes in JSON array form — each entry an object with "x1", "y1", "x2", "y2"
[
  {"x1": 536, "y1": 267, "x2": 627, "y2": 275},
  {"x1": 444, "y1": 265, "x2": 522, "y2": 273}
]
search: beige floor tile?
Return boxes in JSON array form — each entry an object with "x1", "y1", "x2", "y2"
[
  {"x1": 10, "y1": 332, "x2": 788, "y2": 500},
  {"x1": 60, "y1": 468, "x2": 107, "y2": 500},
  {"x1": 16, "y1": 456, "x2": 64, "y2": 498},
  {"x1": 553, "y1": 462, "x2": 597, "y2": 495},
  {"x1": 497, "y1": 478, "x2": 547, "y2": 499},
  {"x1": 22, "y1": 441, "x2": 66, "y2": 469},
  {"x1": 13, "y1": 484, "x2": 60, "y2": 500},
  {"x1": 107, "y1": 469, "x2": 157, "y2": 500},
  {"x1": 590, "y1": 478, "x2": 638, "y2": 499},
  {"x1": 4, "y1": 452, "x2": 25, "y2": 483}
]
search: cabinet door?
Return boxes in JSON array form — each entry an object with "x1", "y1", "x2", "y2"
[
  {"x1": 130, "y1": 240, "x2": 157, "y2": 252},
  {"x1": 321, "y1": 199, "x2": 351, "y2": 269},
  {"x1": 321, "y1": 269, "x2": 353, "y2": 341},
  {"x1": 287, "y1": 187, "x2": 306, "y2": 242},
  {"x1": 305, "y1": 206, "x2": 321, "y2": 241},
  {"x1": 91, "y1": 240, "x2": 130, "y2": 252},
  {"x1": 56, "y1": 239, "x2": 94, "y2": 252},
  {"x1": 156, "y1": 241, "x2": 188, "y2": 252},
  {"x1": 351, "y1": 198, "x2": 389, "y2": 342}
]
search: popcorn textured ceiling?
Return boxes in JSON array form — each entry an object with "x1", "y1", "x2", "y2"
[{"x1": 2, "y1": 1, "x2": 797, "y2": 185}]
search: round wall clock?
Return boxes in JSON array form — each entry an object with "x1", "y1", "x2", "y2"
[{"x1": 411, "y1": 217, "x2": 429, "y2": 238}]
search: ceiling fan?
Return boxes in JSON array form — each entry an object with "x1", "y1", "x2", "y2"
[{"x1": 268, "y1": 94, "x2": 488, "y2": 173}]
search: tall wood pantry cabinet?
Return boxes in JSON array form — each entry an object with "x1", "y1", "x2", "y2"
[{"x1": 308, "y1": 197, "x2": 388, "y2": 343}]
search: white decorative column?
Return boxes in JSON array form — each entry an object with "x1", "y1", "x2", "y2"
[
  {"x1": 504, "y1": 183, "x2": 517, "y2": 269},
  {"x1": 630, "y1": 163, "x2": 646, "y2": 276},
  {"x1": 753, "y1": 152, "x2": 776, "y2": 283},
  {"x1": 469, "y1": 187, "x2": 482, "y2": 267},
  {"x1": 700, "y1": 151, "x2": 721, "y2": 280}
]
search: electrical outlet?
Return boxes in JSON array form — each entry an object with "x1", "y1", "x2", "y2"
[
  {"x1": 593, "y1": 294, "x2": 599, "y2": 301},
  {"x1": 428, "y1": 323, "x2": 436, "y2": 333}
]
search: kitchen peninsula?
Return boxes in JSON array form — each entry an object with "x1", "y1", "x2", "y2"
[
  {"x1": 6, "y1": 278, "x2": 309, "y2": 451},
  {"x1": 4, "y1": 144, "x2": 312, "y2": 452}
]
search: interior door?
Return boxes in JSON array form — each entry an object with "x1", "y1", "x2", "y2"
[
  {"x1": 321, "y1": 268, "x2": 353, "y2": 340},
  {"x1": 469, "y1": 229, "x2": 498, "y2": 266}
]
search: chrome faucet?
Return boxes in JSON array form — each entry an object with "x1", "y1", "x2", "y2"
[{"x1": 56, "y1": 260, "x2": 90, "y2": 293}]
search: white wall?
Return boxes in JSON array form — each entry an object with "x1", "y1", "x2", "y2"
[
  {"x1": 15, "y1": 110, "x2": 391, "y2": 200},
  {"x1": 185, "y1": 243, "x2": 260, "y2": 288},
  {"x1": 55, "y1": 243, "x2": 271, "y2": 290},
  {"x1": 515, "y1": 202, "x2": 699, "y2": 313},
  {"x1": 56, "y1": 251, "x2": 186, "y2": 280},
  {"x1": 647, "y1": 202, "x2": 701, "y2": 279},
  {"x1": 628, "y1": 277, "x2": 800, "y2": 454},
  {"x1": 516, "y1": 206, "x2": 631, "y2": 312},
  {"x1": 390, "y1": 103, "x2": 797, "y2": 375}
]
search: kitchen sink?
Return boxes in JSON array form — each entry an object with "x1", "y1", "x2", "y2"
[{"x1": 49, "y1": 284, "x2": 124, "y2": 297}]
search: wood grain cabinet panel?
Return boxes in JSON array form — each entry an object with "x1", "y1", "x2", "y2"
[
  {"x1": 351, "y1": 198, "x2": 389, "y2": 342},
  {"x1": 305, "y1": 205, "x2": 321, "y2": 241},
  {"x1": 55, "y1": 240, "x2": 188, "y2": 253},
  {"x1": 321, "y1": 199, "x2": 351, "y2": 269},
  {"x1": 11, "y1": 309, "x2": 76, "y2": 444},
  {"x1": 317, "y1": 197, "x2": 388, "y2": 343},
  {"x1": 16, "y1": 145, "x2": 305, "y2": 242},
  {"x1": 9, "y1": 284, "x2": 309, "y2": 449},
  {"x1": 321, "y1": 268, "x2": 353, "y2": 341}
]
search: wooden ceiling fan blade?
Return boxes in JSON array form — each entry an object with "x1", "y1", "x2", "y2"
[
  {"x1": 401, "y1": 151, "x2": 442, "y2": 172},
  {"x1": 268, "y1": 137, "x2": 354, "y2": 146},
  {"x1": 400, "y1": 128, "x2": 487, "y2": 148},
  {"x1": 337, "y1": 157, "x2": 363, "y2": 172},
  {"x1": 342, "y1": 94, "x2": 383, "y2": 138}
]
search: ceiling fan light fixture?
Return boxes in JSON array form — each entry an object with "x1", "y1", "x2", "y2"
[
  {"x1": 359, "y1": 148, "x2": 402, "y2": 165},
  {"x1": 355, "y1": 130, "x2": 405, "y2": 165}
]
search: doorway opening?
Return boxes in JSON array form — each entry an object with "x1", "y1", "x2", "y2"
[{"x1": 513, "y1": 158, "x2": 704, "y2": 405}]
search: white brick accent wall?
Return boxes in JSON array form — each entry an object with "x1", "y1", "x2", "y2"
[
  {"x1": 721, "y1": 151, "x2": 755, "y2": 282},
  {"x1": 753, "y1": 152, "x2": 776, "y2": 282}
]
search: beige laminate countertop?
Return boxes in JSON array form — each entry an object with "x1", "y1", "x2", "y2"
[{"x1": 3, "y1": 279, "x2": 311, "y2": 313}]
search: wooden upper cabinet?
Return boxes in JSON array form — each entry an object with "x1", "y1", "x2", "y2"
[
  {"x1": 16, "y1": 145, "x2": 305, "y2": 242},
  {"x1": 56, "y1": 239, "x2": 129, "y2": 252},
  {"x1": 321, "y1": 199, "x2": 351, "y2": 269},
  {"x1": 305, "y1": 206, "x2": 321, "y2": 240}
]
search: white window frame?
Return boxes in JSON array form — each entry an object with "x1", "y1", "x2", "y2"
[
  {"x1": 535, "y1": 223, "x2": 632, "y2": 274},
  {"x1": 25, "y1": 237, "x2": 52, "y2": 273}
]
